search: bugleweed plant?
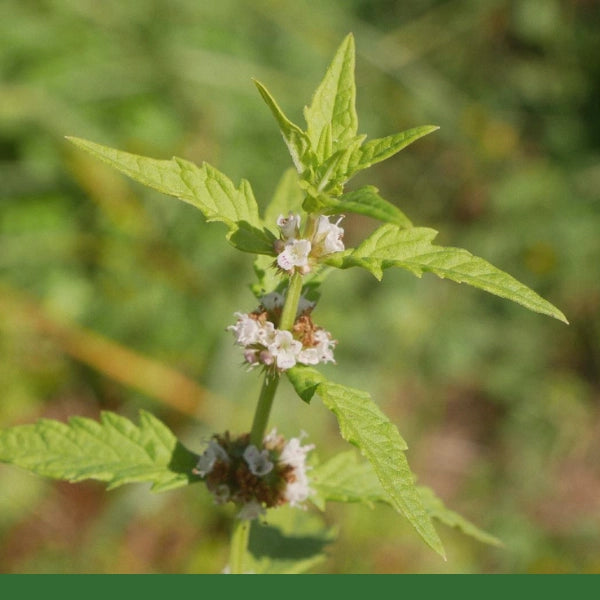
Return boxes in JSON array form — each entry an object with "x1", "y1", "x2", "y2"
[{"x1": 0, "y1": 35, "x2": 567, "y2": 573}]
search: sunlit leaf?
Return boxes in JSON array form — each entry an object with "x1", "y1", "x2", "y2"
[
  {"x1": 303, "y1": 34, "x2": 358, "y2": 159},
  {"x1": 324, "y1": 224, "x2": 568, "y2": 323},
  {"x1": 287, "y1": 366, "x2": 445, "y2": 558},
  {"x1": 311, "y1": 451, "x2": 502, "y2": 547},
  {"x1": 253, "y1": 80, "x2": 313, "y2": 174},
  {"x1": 0, "y1": 411, "x2": 198, "y2": 492},
  {"x1": 344, "y1": 125, "x2": 439, "y2": 181},
  {"x1": 319, "y1": 185, "x2": 413, "y2": 228},
  {"x1": 66, "y1": 137, "x2": 273, "y2": 254}
]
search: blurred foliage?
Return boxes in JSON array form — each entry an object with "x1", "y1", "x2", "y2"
[{"x1": 1, "y1": 0, "x2": 599, "y2": 573}]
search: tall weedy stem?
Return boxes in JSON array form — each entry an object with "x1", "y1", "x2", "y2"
[{"x1": 232, "y1": 270, "x2": 305, "y2": 569}]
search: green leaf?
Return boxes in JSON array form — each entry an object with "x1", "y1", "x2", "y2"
[
  {"x1": 325, "y1": 224, "x2": 568, "y2": 323},
  {"x1": 286, "y1": 364, "x2": 328, "y2": 403},
  {"x1": 246, "y1": 506, "x2": 336, "y2": 574},
  {"x1": 66, "y1": 136, "x2": 274, "y2": 254},
  {"x1": 345, "y1": 125, "x2": 439, "y2": 181},
  {"x1": 320, "y1": 185, "x2": 413, "y2": 228},
  {"x1": 287, "y1": 366, "x2": 445, "y2": 559},
  {"x1": 311, "y1": 451, "x2": 502, "y2": 547},
  {"x1": 304, "y1": 34, "x2": 358, "y2": 159},
  {"x1": 253, "y1": 80, "x2": 313, "y2": 174},
  {"x1": 0, "y1": 410, "x2": 198, "y2": 492},
  {"x1": 309, "y1": 450, "x2": 386, "y2": 510}
]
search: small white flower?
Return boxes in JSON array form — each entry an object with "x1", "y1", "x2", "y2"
[
  {"x1": 195, "y1": 439, "x2": 229, "y2": 476},
  {"x1": 255, "y1": 319, "x2": 276, "y2": 345},
  {"x1": 228, "y1": 313, "x2": 261, "y2": 346},
  {"x1": 237, "y1": 500, "x2": 266, "y2": 520},
  {"x1": 314, "y1": 329, "x2": 336, "y2": 363},
  {"x1": 297, "y1": 347, "x2": 320, "y2": 365},
  {"x1": 279, "y1": 434, "x2": 314, "y2": 508},
  {"x1": 313, "y1": 215, "x2": 345, "y2": 255},
  {"x1": 277, "y1": 239, "x2": 312, "y2": 272},
  {"x1": 277, "y1": 213, "x2": 301, "y2": 240},
  {"x1": 268, "y1": 329, "x2": 302, "y2": 370},
  {"x1": 243, "y1": 445, "x2": 274, "y2": 476}
]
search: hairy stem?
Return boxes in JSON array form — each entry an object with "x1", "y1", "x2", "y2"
[{"x1": 229, "y1": 518, "x2": 251, "y2": 574}]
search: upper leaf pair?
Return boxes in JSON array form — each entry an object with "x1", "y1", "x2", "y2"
[
  {"x1": 254, "y1": 33, "x2": 436, "y2": 223},
  {"x1": 254, "y1": 34, "x2": 437, "y2": 200}
]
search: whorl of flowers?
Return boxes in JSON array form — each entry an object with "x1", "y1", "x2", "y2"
[
  {"x1": 228, "y1": 292, "x2": 336, "y2": 372},
  {"x1": 274, "y1": 213, "x2": 345, "y2": 274},
  {"x1": 193, "y1": 430, "x2": 314, "y2": 520}
]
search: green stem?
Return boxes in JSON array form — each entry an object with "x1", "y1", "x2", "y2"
[
  {"x1": 229, "y1": 518, "x2": 251, "y2": 574},
  {"x1": 231, "y1": 270, "x2": 304, "y2": 570},
  {"x1": 249, "y1": 373, "x2": 279, "y2": 447},
  {"x1": 279, "y1": 271, "x2": 303, "y2": 331}
]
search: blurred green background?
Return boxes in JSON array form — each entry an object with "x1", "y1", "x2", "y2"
[{"x1": 1, "y1": 0, "x2": 599, "y2": 573}]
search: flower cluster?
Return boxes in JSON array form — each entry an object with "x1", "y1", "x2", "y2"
[
  {"x1": 275, "y1": 213, "x2": 344, "y2": 274},
  {"x1": 228, "y1": 293, "x2": 336, "y2": 372},
  {"x1": 193, "y1": 430, "x2": 314, "y2": 520}
]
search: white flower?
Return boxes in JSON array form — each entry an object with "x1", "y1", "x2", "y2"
[
  {"x1": 243, "y1": 445, "x2": 274, "y2": 476},
  {"x1": 268, "y1": 329, "x2": 302, "y2": 370},
  {"x1": 276, "y1": 239, "x2": 312, "y2": 272},
  {"x1": 313, "y1": 215, "x2": 345, "y2": 255},
  {"x1": 237, "y1": 500, "x2": 266, "y2": 520},
  {"x1": 255, "y1": 319, "x2": 276, "y2": 345},
  {"x1": 279, "y1": 434, "x2": 314, "y2": 508},
  {"x1": 195, "y1": 439, "x2": 229, "y2": 476},
  {"x1": 298, "y1": 329, "x2": 335, "y2": 365},
  {"x1": 277, "y1": 213, "x2": 301, "y2": 240},
  {"x1": 228, "y1": 313, "x2": 261, "y2": 346},
  {"x1": 314, "y1": 329, "x2": 336, "y2": 363}
]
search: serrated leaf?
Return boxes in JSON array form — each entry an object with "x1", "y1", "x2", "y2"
[
  {"x1": 325, "y1": 224, "x2": 568, "y2": 323},
  {"x1": 253, "y1": 80, "x2": 314, "y2": 174},
  {"x1": 286, "y1": 366, "x2": 445, "y2": 558},
  {"x1": 344, "y1": 125, "x2": 439, "y2": 181},
  {"x1": 0, "y1": 410, "x2": 199, "y2": 492},
  {"x1": 310, "y1": 451, "x2": 501, "y2": 547},
  {"x1": 304, "y1": 34, "x2": 358, "y2": 158},
  {"x1": 320, "y1": 185, "x2": 413, "y2": 228},
  {"x1": 66, "y1": 136, "x2": 274, "y2": 255},
  {"x1": 309, "y1": 450, "x2": 385, "y2": 510}
]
